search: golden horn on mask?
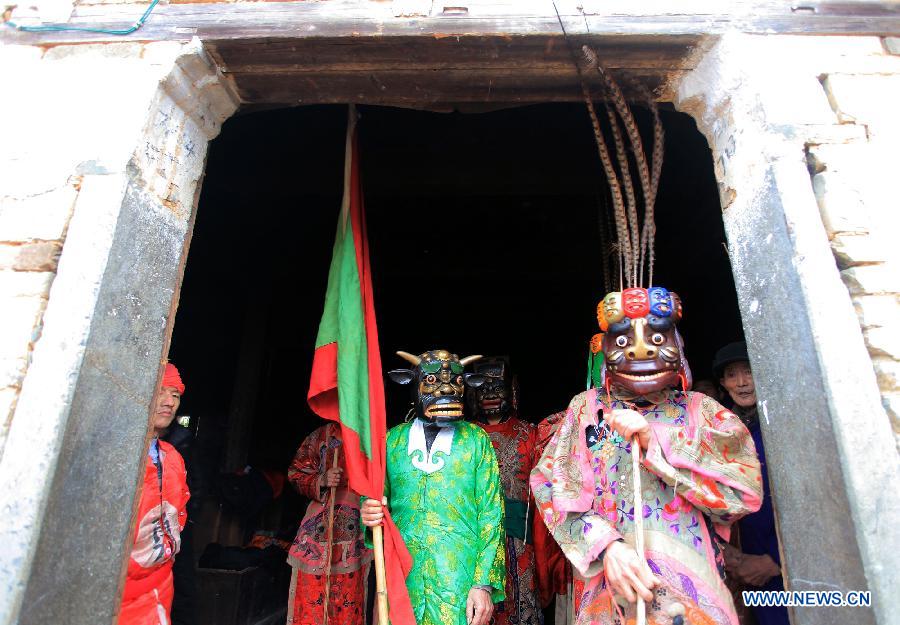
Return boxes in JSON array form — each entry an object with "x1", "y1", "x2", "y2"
[
  {"x1": 459, "y1": 355, "x2": 483, "y2": 366},
  {"x1": 396, "y1": 351, "x2": 422, "y2": 366}
]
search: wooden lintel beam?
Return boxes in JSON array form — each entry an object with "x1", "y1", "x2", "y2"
[
  {"x1": 206, "y1": 35, "x2": 704, "y2": 74},
  {"x1": 226, "y1": 68, "x2": 685, "y2": 105}
]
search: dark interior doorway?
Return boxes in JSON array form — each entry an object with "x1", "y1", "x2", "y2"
[{"x1": 167, "y1": 102, "x2": 741, "y2": 624}]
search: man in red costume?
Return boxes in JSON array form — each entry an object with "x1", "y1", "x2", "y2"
[
  {"x1": 469, "y1": 358, "x2": 543, "y2": 625},
  {"x1": 286, "y1": 423, "x2": 371, "y2": 625},
  {"x1": 118, "y1": 363, "x2": 191, "y2": 625},
  {"x1": 534, "y1": 410, "x2": 577, "y2": 622}
]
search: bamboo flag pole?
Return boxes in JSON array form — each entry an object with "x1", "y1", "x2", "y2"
[
  {"x1": 372, "y1": 520, "x2": 390, "y2": 625},
  {"x1": 323, "y1": 429, "x2": 340, "y2": 625},
  {"x1": 632, "y1": 437, "x2": 646, "y2": 625}
]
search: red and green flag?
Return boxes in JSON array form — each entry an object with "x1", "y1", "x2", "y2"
[{"x1": 307, "y1": 105, "x2": 414, "y2": 625}]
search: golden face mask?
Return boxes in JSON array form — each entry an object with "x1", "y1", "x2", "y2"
[{"x1": 601, "y1": 292, "x2": 625, "y2": 328}]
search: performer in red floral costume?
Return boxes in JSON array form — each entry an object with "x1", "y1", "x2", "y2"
[
  {"x1": 286, "y1": 424, "x2": 371, "y2": 625},
  {"x1": 470, "y1": 357, "x2": 543, "y2": 625},
  {"x1": 534, "y1": 410, "x2": 576, "y2": 620}
]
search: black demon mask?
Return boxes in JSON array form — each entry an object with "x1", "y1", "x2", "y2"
[
  {"x1": 389, "y1": 350, "x2": 485, "y2": 424},
  {"x1": 470, "y1": 357, "x2": 512, "y2": 423}
]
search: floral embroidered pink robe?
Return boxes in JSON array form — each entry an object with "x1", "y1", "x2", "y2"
[{"x1": 530, "y1": 389, "x2": 762, "y2": 625}]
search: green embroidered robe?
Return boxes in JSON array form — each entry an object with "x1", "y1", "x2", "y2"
[{"x1": 385, "y1": 419, "x2": 506, "y2": 625}]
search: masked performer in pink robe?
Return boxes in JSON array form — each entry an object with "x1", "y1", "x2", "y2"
[
  {"x1": 531, "y1": 288, "x2": 762, "y2": 625},
  {"x1": 528, "y1": 49, "x2": 765, "y2": 625}
]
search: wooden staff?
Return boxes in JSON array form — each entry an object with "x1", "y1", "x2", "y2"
[
  {"x1": 372, "y1": 521, "x2": 389, "y2": 625},
  {"x1": 632, "y1": 437, "x2": 646, "y2": 625},
  {"x1": 323, "y1": 429, "x2": 339, "y2": 625}
]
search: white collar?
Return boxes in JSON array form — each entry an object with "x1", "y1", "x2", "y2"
[{"x1": 408, "y1": 419, "x2": 456, "y2": 474}]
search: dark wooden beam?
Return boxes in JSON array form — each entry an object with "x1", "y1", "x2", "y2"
[
  {"x1": 205, "y1": 34, "x2": 696, "y2": 105},
  {"x1": 223, "y1": 66, "x2": 688, "y2": 105},
  {"x1": 208, "y1": 35, "x2": 702, "y2": 73}
]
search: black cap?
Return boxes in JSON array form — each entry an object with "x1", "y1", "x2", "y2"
[{"x1": 712, "y1": 341, "x2": 749, "y2": 380}]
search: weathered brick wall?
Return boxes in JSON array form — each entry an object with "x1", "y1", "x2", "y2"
[
  {"x1": 0, "y1": 206, "x2": 69, "y2": 454},
  {"x1": 676, "y1": 34, "x2": 899, "y2": 625},
  {"x1": 0, "y1": 41, "x2": 238, "y2": 462},
  {"x1": 0, "y1": 44, "x2": 92, "y2": 458},
  {"x1": 0, "y1": 39, "x2": 237, "y2": 623},
  {"x1": 0, "y1": 42, "x2": 166, "y2": 458},
  {"x1": 810, "y1": 39, "x2": 900, "y2": 446}
]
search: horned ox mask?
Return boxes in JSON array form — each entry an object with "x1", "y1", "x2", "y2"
[{"x1": 389, "y1": 350, "x2": 485, "y2": 424}]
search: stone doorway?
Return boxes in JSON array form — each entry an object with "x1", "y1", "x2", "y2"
[{"x1": 1, "y1": 33, "x2": 895, "y2": 625}]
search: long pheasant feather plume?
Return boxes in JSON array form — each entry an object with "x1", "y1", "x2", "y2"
[
  {"x1": 607, "y1": 209, "x2": 620, "y2": 293},
  {"x1": 633, "y1": 84, "x2": 664, "y2": 288},
  {"x1": 605, "y1": 103, "x2": 640, "y2": 287},
  {"x1": 589, "y1": 95, "x2": 633, "y2": 286},
  {"x1": 584, "y1": 45, "x2": 654, "y2": 286},
  {"x1": 647, "y1": 93, "x2": 665, "y2": 211},
  {"x1": 587, "y1": 48, "x2": 652, "y2": 213},
  {"x1": 607, "y1": 83, "x2": 651, "y2": 285},
  {"x1": 579, "y1": 80, "x2": 633, "y2": 286},
  {"x1": 581, "y1": 46, "x2": 634, "y2": 286},
  {"x1": 611, "y1": 241, "x2": 624, "y2": 292},
  {"x1": 598, "y1": 194, "x2": 613, "y2": 294},
  {"x1": 597, "y1": 65, "x2": 650, "y2": 214},
  {"x1": 646, "y1": 89, "x2": 665, "y2": 287},
  {"x1": 582, "y1": 45, "x2": 665, "y2": 289}
]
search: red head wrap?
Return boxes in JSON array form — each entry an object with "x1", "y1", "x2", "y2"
[{"x1": 162, "y1": 363, "x2": 185, "y2": 394}]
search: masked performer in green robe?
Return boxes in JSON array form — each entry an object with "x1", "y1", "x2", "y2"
[{"x1": 361, "y1": 349, "x2": 506, "y2": 625}]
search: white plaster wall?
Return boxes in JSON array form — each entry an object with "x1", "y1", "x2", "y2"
[
  {"x1": 675, "y1": 33, "x2": 899, "y2": 625},
  {"x1": 0, "y1": 39, "x2": 236, "y2": 624},
  {"x1": 0, "y1": 41, "x2": 181, "y2": 459}
]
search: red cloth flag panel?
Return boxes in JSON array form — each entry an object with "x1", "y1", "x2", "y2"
[{"x1": 307, "y1": 105, "x2": 414, "y2": 625}]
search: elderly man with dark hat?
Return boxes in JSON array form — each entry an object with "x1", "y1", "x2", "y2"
[{"x1": 713, "y1": 342, "x2": 788, "y2": 625}]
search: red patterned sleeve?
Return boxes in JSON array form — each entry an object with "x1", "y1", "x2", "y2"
[
  {"x1": 530, "y1": 418, "x2": 571, "y2": 606},
  {"x1": 288, "y1": 426, "x2": 326, "y2": 502}
]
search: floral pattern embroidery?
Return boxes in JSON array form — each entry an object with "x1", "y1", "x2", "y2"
[{"x1": 530, "y1": 389, "x2": 762, "y2": 625}]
